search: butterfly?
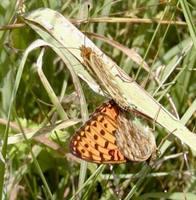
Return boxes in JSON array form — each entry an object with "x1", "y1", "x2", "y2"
[{"x1": 70, "y1": 100, "x2": 156, "y2": 164}]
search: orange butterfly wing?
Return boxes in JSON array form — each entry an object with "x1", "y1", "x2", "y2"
[{"x1": 70, "y1": 100, "x2": 127, "y2": 164}]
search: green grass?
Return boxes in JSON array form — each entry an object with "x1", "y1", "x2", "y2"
[{"x1": 0, "y1": 0, "x2": 195, "y2": 200}]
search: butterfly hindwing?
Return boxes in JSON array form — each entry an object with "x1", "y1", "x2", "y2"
[{"x1": 115, "y1": 112, "x2": 156, "y2": 162}]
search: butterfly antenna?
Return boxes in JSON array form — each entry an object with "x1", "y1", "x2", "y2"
[{"x1": 83, "y1": 1, "x2": 92, "y2": 47}]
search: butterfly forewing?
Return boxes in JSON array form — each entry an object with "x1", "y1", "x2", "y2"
[{"x1": 70, "y1": 100, "x2": 127, "y2": 163}]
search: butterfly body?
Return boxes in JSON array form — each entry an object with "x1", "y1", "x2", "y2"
[{"x1": 80, "y1": 45, "x2": 132, "y2": 111}]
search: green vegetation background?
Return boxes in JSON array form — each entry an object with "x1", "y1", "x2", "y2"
[{"x1": 0, "y1": 0, "x2": 195, "y2": 199}]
